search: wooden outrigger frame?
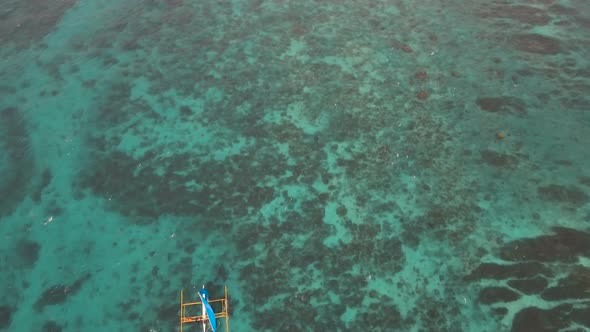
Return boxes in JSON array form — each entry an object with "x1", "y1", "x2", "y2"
[{"x1": 180, "y1": 286, "x2": 229, "y2": 332}]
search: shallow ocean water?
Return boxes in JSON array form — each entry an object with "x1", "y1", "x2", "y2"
[{"x1": 0, "y1": 0, "x2": 589, "y2": 331}]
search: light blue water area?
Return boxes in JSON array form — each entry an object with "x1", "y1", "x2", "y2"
[{"x1": 1, "y1": 0, "x2": 590, "y2": 331}]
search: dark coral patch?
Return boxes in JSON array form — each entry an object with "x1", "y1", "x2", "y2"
[
  {"x1": 465, "y1": 262, "x2": 552, "y2": 281},
  {"x1": 511, "y1": 305, "x2": 571, "y2": 332},
  {"x1": 0, "y1": 0, "x2": 77, "y2": 48},
  {"x1": 580, "y1": 176, "x2": 590, "y2": 188},
  {"x1": 156, "y1": 304, "x2": 177, "y2": 320},
  {"x1": 499, "y1": 227, "x2": 590, "y2": 262},
  {"x1": 507, "y1": 277, "x2": 548, "y2": 295},
  {"x1": 336, "y1": 205, "x2": 347, "y2": 217},
  {"x1": 486, "y1": 5, "x2": 551, "y2": 25},
  {"x1": 541, "y1": 266, "x2": 590, "y2": 301},
  {"x1": 0, "y1": 305, "x2": 12, "y2": 329},
  {"x1": 572, "y1": 307, "x2": 590, "y2": 328},
  {"x1": 78, "y1": 141, "x2": 287, "y2": 223},
  {"x1": 15, "y1": 239, "x2": 41, "y2": 268},
  {"x1": 416, "y1": 91, "x2": 429, "y2": 100},
  {"x1": 550, "y1": 4, "x2": 578, "y2": 16},
  {"x1": 402, "y1": 203, "x2": 481, "y2": 247},
  {"x1": 179, "y1": 105, "x2": 193, "y2": 116},
  {"x1": 575, "y1": 16, "x2": 590, "y2": 29},
  {"x1": 0, "y1": 85, "x2": 17, "y2": 95},
  {"x1": 246, "y1": 186, "x2": 275, "y2": 209},
  {"x1": 82, "y1": 80, "x2": 97, "y2": 88},
  {"x1": 34, "y1": 274, "x2": 91, "y2": 311},
  {"x1": 415, "y1": 71, "x2": 428, "y2": 80},
  {"x1": 476, "y1": 96, "x2": 526, "y2": 114},
  {"x1": 42, "y1": 320, "x2": 63, "y2": 332},
  {"x1": 353, "y1": 302, "x2": 403, "y2": 330},
  {"x1": 0, "y1": 107, "x2": 33, "y2": 217},
  {"x1": 511, "y1": 34, "x2": 561, "y2": 54},
  {"x1": 538, "y1": 184, "x2": 589, "y2": 207},
  {"x1": 523, "y1": 0, "x2": 555, "y2": 3},
  {"x1": 507, "y1": 6, "x2": 551, "y2": 25},
  {"x1": 478, "y1": 286, "x2": 521, "y2": 304},
  {"x1": 511, "y1": 303, "x2": 590, "y2": 331},
  {"x1": 401, "y1": 44, "x2": 413, "y2": 53},
  {"x1": 480, "y1": 150, "x2": 518, "y2": 168},
  {"x1": 32, "y1": 168, "x2": 52, "y2": 202},
  {"x1": 216, "y1": 265, "x2": 229, "y2": 281},
  {"x1": 492, "y1": 307, "x2": 508, "y2": 317}
]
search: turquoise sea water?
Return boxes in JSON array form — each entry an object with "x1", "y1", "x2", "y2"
[{"x1": 1, "y1": 0, "x2": 590, "y2": 331}]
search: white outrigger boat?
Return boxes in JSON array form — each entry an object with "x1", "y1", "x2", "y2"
[{"x1": 180, "y1": 285, "x2": 229, "y2": 332}]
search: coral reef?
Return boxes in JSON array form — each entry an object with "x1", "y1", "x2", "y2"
[
  {"x1": 0, "y1": 305, "x2": 12, "y2": 330},
  {"x1": 0, "y1": 107, "x2": 33, "y2": 218},
  {"x1": 500, "y1": 227, "x2": 590, "y2": 262},
  {"x1": 478, "y1": 286, "x2": 521, "y2": 304},
  {"x1": 41, "y1": 321, "x2": 62, "y2": 332},
  {"x1": 0, "y1": 0, "x2": 76, "y2": 48},
  {"x1": 14, "y1": 239, "x2": 40, "y2": 269},
  {"x1": 1, "y1": 0, "x2": 588, "y2": 330},
  {"x1": 537, "y1": 184, "x2": 589, "y2": 207},
  {"x1": 481, "y1": 5, "x2": 551, "y2": 25},
  {"x1": 507, "y1": 277, "x2": 548, "y2": 294},
  {"x1": 476, "y1": 96, "x2": 526, "y2": 114},
  {"x1": 480, "y1": 150, "x2": 519, "y2": 168},
  {"x1": 34, "y1": 274, "x2": 91, "y2": 311},
  {"x1": 510, "y1": 34, "x2": 561, "y2": 54},
  {"x1": 415, "y1": 71, "x2": 428, "y2": 80},
  {"x1": 511, "y1": 305, "x2": 590, "y2": 332},
  {"x1": 464, "y1": 262, "x2": 553, "y2": 281},
  {"x1": 541, "y1": 267, "x2": 590, "y2": 301},
  {"x1": 417, "y1": 91, "x2": 429, "y2": 100},
  {"x1": 467, "y1": 227, "x2": 590, "y2": 330}
]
